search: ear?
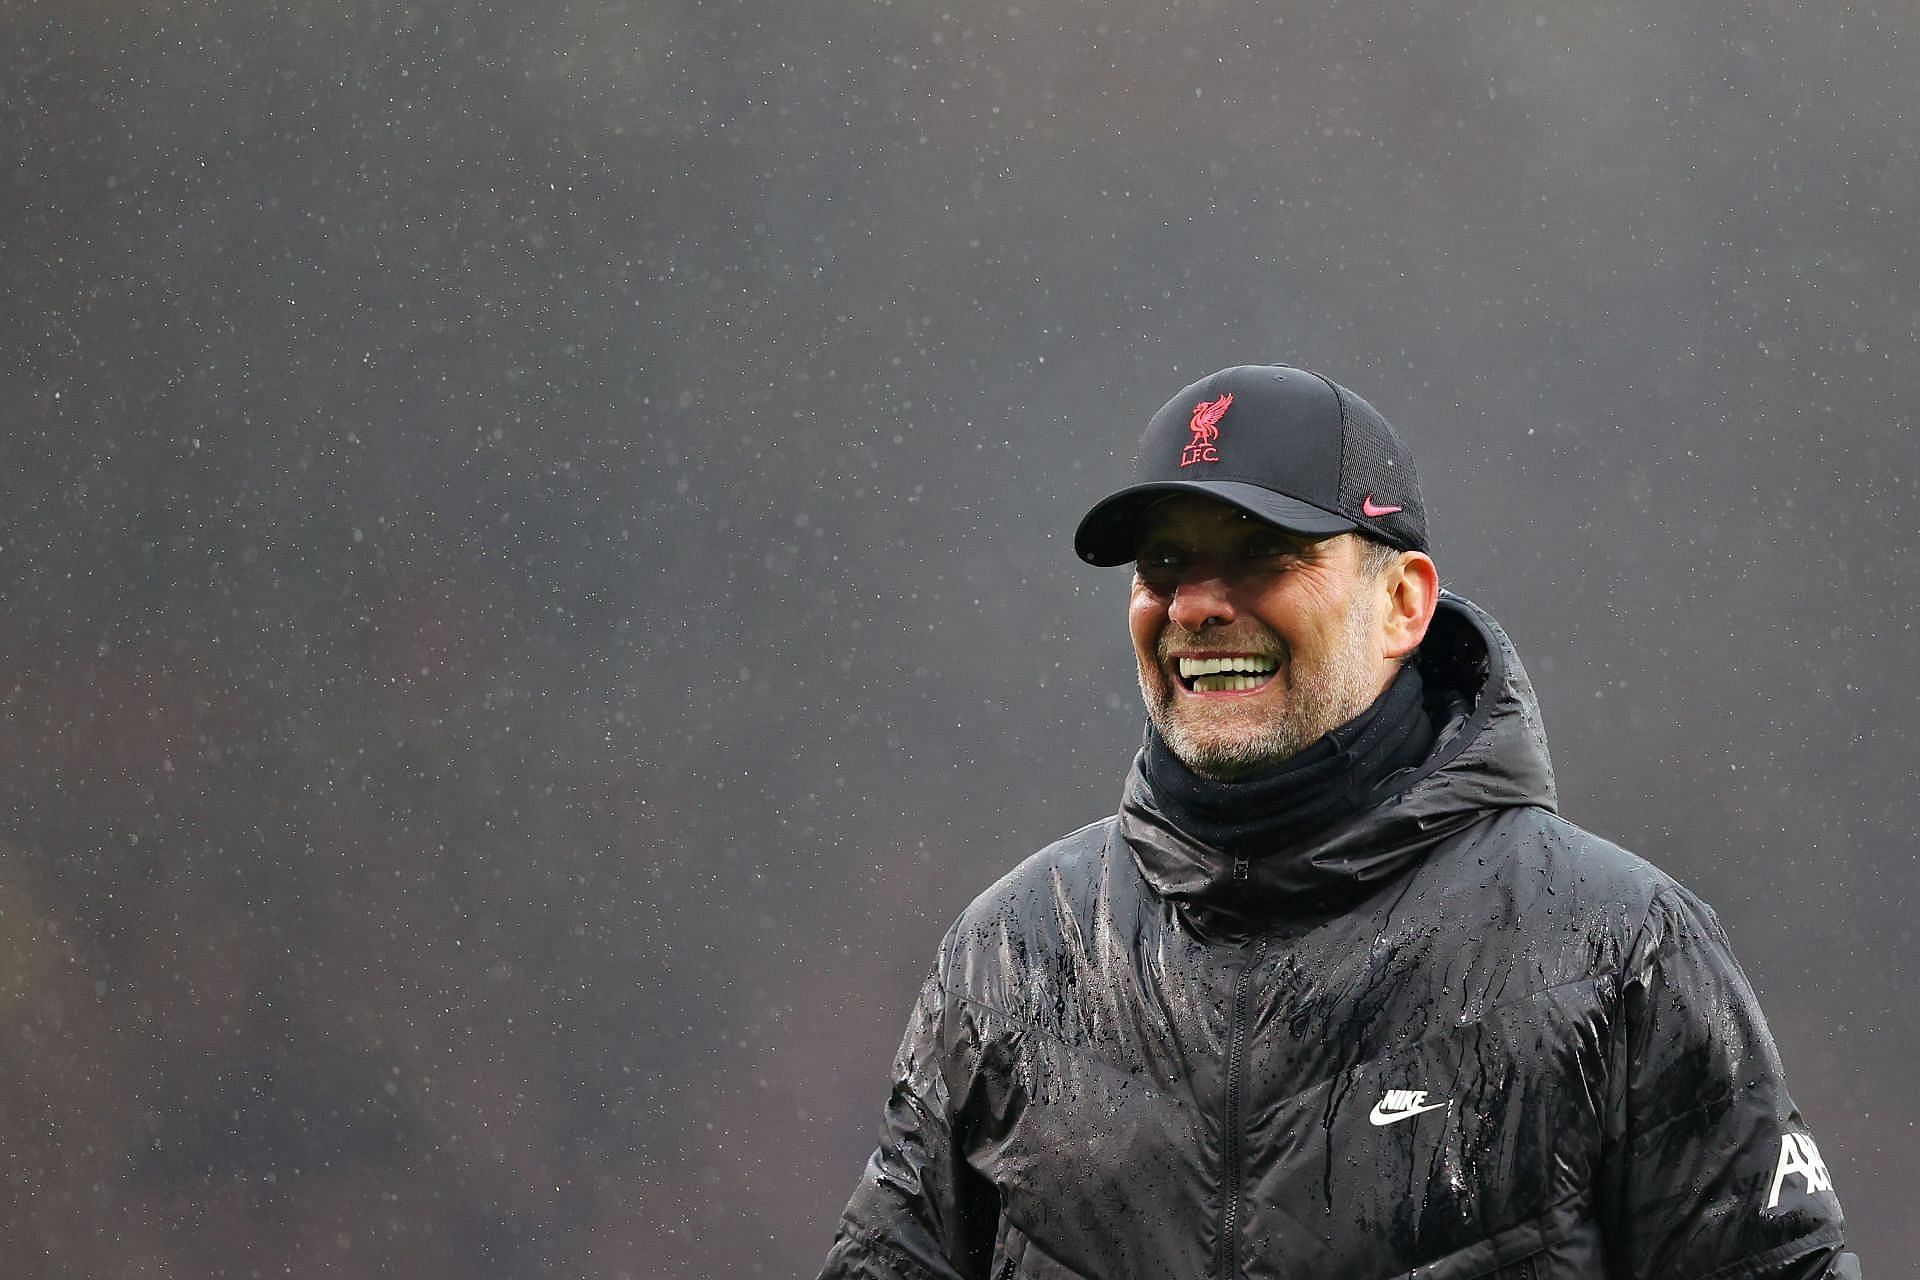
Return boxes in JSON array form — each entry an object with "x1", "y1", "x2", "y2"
[{"x1": 1379, "y1": 550, "x2": 1439, "y2": 661}]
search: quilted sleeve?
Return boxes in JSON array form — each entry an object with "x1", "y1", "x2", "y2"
[{"x1": 1599, "y1": 885, "x2": 1859, "y2": 1279}]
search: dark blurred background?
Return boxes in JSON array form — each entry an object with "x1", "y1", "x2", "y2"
[{"x1": 1, "y1": 0, "x2": 1913, "y2": 1275}]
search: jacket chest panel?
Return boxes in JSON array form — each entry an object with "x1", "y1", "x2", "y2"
[
  {"x1": 1228, "y1": 972, "x2": 1611, "y2": 1276},
  {"x1": 959, "y1": 926, "x2": 1239, "y2": 1278},
  {"x1": 965, "y1": 949, "x2": 1611, "y2": 1279}
]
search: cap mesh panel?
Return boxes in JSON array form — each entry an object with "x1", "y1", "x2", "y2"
[{"x1": 1332, "y1": 386, "x2": 1428, "y2": 552}]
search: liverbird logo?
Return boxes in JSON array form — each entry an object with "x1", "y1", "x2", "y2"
[{"x1": 1181, "y1": 393, "x2": 1233, "y2": 466}]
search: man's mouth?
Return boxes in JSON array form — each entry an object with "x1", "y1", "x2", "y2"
[{"x1": 1174, "y1": 654, "x2": 1279, "y2": 693}]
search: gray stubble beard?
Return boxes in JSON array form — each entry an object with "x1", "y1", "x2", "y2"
[{"x1": 1143, "y1": 611, "x2": 1385, "y2": 781}]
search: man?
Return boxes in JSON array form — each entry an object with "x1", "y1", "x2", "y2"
[{"x1": 819, "y1": 365, "x2": 1859, "y2": 1278}]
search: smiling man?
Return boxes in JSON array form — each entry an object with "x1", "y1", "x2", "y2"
[
  {"x1": 1128, "y1": 498, "x2": 1430, "y2": 779},
  {"x1": 819, "y1": 365, "x2": 1859, "y2": 1279}
]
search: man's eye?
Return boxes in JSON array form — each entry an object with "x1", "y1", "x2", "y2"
[
  {"x1": 1136, "y1": 547, "x2": 1185, "y2": 570},
  {"x1": 1134, "y1": 549, "x2": 1189, "y2": 581}
]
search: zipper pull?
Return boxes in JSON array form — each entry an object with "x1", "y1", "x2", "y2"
[{"x1": 1232, "y1": 855, "x2": 1249, "y2": 881}]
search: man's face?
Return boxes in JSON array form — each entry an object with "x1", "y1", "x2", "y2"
[{"x1": 1128, "y1": 496, "x2": 1398, "y2": 780}]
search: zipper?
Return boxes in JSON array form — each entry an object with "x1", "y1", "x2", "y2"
[{"x1": 1215, "y1": 935, "x2": 1269, "y2": 1280}]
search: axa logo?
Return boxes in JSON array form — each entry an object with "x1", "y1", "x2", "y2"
[
  {"x1": 1180, "y1": 393, "x2": 1232, "y2": 466},
  {"x1": 1765, "y1": 1132, "x2": 1834, "y2": 1210},
  {"x1": 1368, "y1": 1088, "x2": 1449, "y2": 1127}
]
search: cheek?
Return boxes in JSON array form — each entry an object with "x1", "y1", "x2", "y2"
[
  {"x1": 1128, "y1": 591, "x2": 1164, "y2": 654},
  {"x1": 1297, "y1": 595, "x2": 1380, "y2": 669},
  {"x1": 1255, "y1": 575, "x2": 1364, "y2": 649}
]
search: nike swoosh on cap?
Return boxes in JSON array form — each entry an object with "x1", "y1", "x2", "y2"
[{"x1": 1361, "y1": 495, "x2": 1403, "y2": 517}]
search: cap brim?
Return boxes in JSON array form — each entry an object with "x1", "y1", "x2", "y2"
[{"x1": 1073, "y1": 480, "x2": 1359, "y2": 566}]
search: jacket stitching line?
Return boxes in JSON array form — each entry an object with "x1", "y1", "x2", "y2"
[
  {"x1": 1450, "y1": 969, "x2": 1610, "y2": 1024},
  {"x1": 1002, "y1": 1226, "x2": 1094, "y2": 1279},
  {"x1": 938, "y1": 987, "x2": 1164, "y2": 1071},
  {"x1": 1403, "y1": 1183, "x2": 1591, "y2": 1274},
  {"x1": 1690, "y1": 1224, "x2": 1848, "y2": 1280},
  {"x1": 842, "y1": 1225, "x2": 955, "y2": 1280},
  {"x1": 1627, "y1": 1093, "x2": 1741, "y2": 1152}
]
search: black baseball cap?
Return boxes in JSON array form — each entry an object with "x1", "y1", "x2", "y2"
[{"x1": 1073, "y1": 364, "x2": 1429, "y2": 565}]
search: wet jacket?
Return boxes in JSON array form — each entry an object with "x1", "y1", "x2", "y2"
[{"x1": 820, "y1": 596, "x2": 1858, "y2": 1279}]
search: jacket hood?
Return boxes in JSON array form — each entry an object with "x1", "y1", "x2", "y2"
[{"x1": 1118, "y1": 593, "x2": 1556, "y2": 923}]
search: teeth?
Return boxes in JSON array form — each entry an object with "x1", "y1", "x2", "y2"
[
  {"x1": 1191, "y1": 673, "x2": 1267, "y2": 692},
  {"x1": 1176, "y1": 655, "x2": 1278, "y2": 679}
]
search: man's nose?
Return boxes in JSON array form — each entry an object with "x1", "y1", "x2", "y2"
[{"x1": 1166, "y1": 574, "x2": 1237, "y2": 630}]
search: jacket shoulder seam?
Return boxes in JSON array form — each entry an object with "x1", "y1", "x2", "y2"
[
  {"x1": 937, "y1": 820, "x2": 1119, "y2": 975},
  {"x1": 1528, "y1": 810, "x2": 1678, "y2": 952},
  {"x1": 1632, "y1": 882, "x2": 1717, "y2": 967}
]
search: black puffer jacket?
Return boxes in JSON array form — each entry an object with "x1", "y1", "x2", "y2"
[{"x1": 821, "y1": 596, "x2": 1858, "y2": 1279}]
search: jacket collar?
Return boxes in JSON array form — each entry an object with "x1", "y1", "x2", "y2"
[{"x1": 1117, "y1": 594, "x2": 1557, "y2": 927}]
